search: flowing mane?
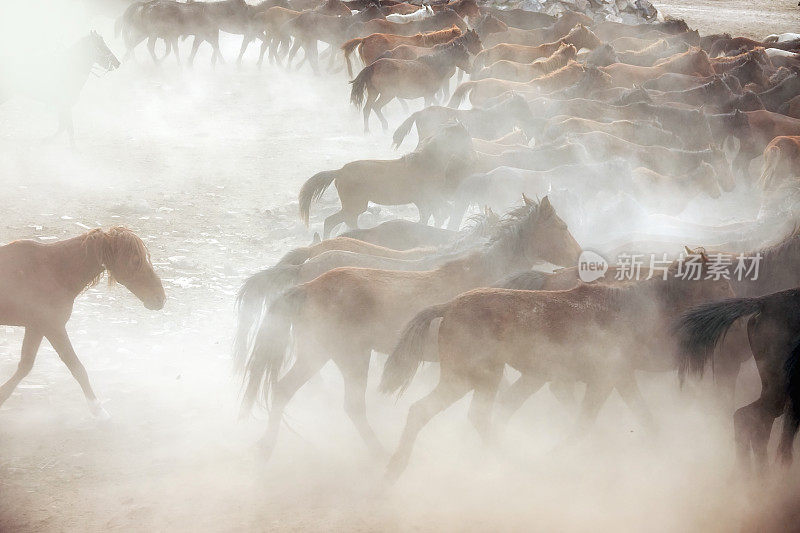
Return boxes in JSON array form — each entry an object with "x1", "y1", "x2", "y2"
[{"x1": 80, "y1": 226, "x2": 153, "y2": 289}]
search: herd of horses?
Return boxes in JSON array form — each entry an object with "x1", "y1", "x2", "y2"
[{"x1": 2, "y1": 0, "x2": 800, "y2": 485}]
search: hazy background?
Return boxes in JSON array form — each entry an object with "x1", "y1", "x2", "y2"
[{"x1": 0, "y1": 1, "x2": 799, "y2": 530}]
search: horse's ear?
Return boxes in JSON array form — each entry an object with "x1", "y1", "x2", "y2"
[
  {"x1": 684, "y1": 245, "x2": 693, "y2": 256},
  {"x1": 522, "y1": 193, "x2": 533, "y2": 206},
  {"x1": 540, "y1": 196, "x2": 552, "y2": 210}
]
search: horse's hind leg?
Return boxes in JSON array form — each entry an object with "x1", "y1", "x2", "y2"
[
  {"x1": 372, "y1": 94, "x2": 392, "y2": 131},
  {"x1": 494, "y1": 373, "x2": 545, "y2": 429},
  {"x1": 0, "y1": 329, "x2": 43, "y2": 407},
  {"x1": 147, "y1": 36, "x2": 160, "y2": 64},
  {"x1": 46, "y1": 327, "x2": 108, "y2": 420},
  {"x1": 237, "y1": 34, "x2": 251, "y2": 65},
  {"x1": 188, "y1": 37, "x2": 202, "y2": 67},
  {"x1": 467, "y1": 364, "x2": 504, "y2": 445},
  {"x1": 333, "y1": 349, "x2": 385, "y2": 458},
  {"x1": 362, "y1": 89, "x2": 378, "y2": 133},
  {"x1": 259, "y1": 349, "x2": 327, "y2": 459},
  {"x1": 567, "y1": 376, "x2": 614, "y2": 439},
  {"x1": 170, "y1": 38, "x2": 181, "y2": 66},
  {"x1": 385, "y1": 374, "x2": 472, "y2": 482},
  {"x1": 615, "y1": 371, "x2": 657, "y2": 433}
]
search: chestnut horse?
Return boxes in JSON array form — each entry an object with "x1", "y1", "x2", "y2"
[
  {"x1": 380, "y1": 259, "x2": 733, "y2": 480},
  {"x1": 472, "y1": 43, "x2": 577, "y2": 82},
  {"x1": 0, "y1": 228, "x2": 165, "y2": 419},
  {"x1": 238, "y1": 197, "x2": 582, "y2": 459}
]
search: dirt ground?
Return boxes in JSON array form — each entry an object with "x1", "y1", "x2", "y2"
[{"x1": 1, "y1": 2, "x2": 799, "y2": 532}]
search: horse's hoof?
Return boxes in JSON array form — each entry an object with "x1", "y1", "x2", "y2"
[{"x1": 89, "y1": 399, "x2": 111, "y2": 422}]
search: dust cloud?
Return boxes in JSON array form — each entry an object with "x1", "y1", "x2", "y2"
[{"x1": 0, "y1": 1, "x2": 798, "y2": 531}]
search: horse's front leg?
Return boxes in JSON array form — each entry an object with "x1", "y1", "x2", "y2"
[
  {"x1": 46, "y1": 327, "x2": 109, "y2": 420},
  {"x1": 147, "y1": 35, "x2": 160, "y2": 64},
  {"x1": 333, "y1": 349, "x2": 386, "y2": 458},
  {"x1": 237, "y1": 33, "x2": 252, "y2": 65},
  {"x1": 0, "y1": 329, "x2": 43, "y2": 407}
]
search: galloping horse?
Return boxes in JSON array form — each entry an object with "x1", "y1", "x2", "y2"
[
  {"x1": 380, "y1": 257, "x2": 733, "y2": 480},
  {"x1": 0, "y1": 228, "x2": 165, "y2": 419},
  {"x1": 0, "y1": 32, "x2": 119, "y2": 145},
  {"x1": 238, "y1": 198, "x2": 581, "y2": 460}
]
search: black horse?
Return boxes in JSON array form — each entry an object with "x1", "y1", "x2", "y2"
[
  {"x1": 676, "y1": 287, "x2": 800, "y2": 473},
  {"x1": 0, "y1": 31, "x2": 119, "y2": 145}
]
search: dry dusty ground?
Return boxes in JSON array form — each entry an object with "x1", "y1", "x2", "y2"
[{"x1": 0, "y1": 2, "x2": 799, "y2": 532}]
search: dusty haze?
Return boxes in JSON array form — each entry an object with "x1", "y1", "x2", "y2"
[{"x1": 1, "y1": 1, "x2": 799, "y2": 531}]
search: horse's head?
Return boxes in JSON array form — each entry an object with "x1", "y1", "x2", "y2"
[
  {"x1": 585, "y1": 43, "x2": 618, "y2": 67},
  {"x1": 88, "y1": 30, "x2": 120, "y2": 71},
  {"x1": 510, "y1": 196, "x2": 581, "y2": 268},
  {"x1": 462, "y1": 29, "x2": 483, "y2": 55},
  {"x1": 450, "y1": 41, "x2": 472, "y2": 73},
  {"x1": 102, "y1": 227, "x2": 166, "y2": 310},
  {"x1": 476, "y1": 13, "x2": 507, "y2": 35}
]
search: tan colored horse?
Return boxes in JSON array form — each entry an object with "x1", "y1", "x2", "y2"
[
  {"x1": 449, "y1": 60, "x2": 587, "y2": 107},
  {"x1": 298, "y1": 123, "x2": 475, "y2": 237},
  {"x1": 239, "y1": 197, "x2": 582, "y2": 459},
  {"x1": 472, "y1": 43, "x2": 577, "y2": 82},
  {"x1": 600, "y1": 47, "x2": 714, "y2": 88},
  {"x1": 0, "y1": 228, "x2": 165, "y2": 419},
  {"x1": 380, "y1": 259, "x2": 734, "y2": 480}
]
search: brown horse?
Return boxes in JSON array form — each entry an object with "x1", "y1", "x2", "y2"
[
  {"x1": 472, "y1": 24, "x2": 600, "y2": 71},
  {"x1": 600, "y1": 47, "x2": 714, "y2": 88},
  {"x1": 0, "y1": 228, "x2": 165, "y2": 419},
  {"x1": 253, "y1": 6, "x2": 300, "y2": 66},
  {"x1": 377, "y1": 28, "x2": 481, "y2": 61},
  {"x1": 350, "y1": 40, "x2": 472, "y2": 132},
  {"x1": 480, "y1": 12, "x2": 593, "y2": 48},
  {"x1": 342, "y1": 26, "x2": 462, "y2": 76},
  {"x1": 380, "y1": 258, "x2": 733, "y2": 480},
  {"x1": 299, "y1": 123, "x2": 475, "y2": 237},
  {"x1": 360, "y1": 9, "x2": 468, "y2": 39},
  {"x1": 472, "y1": 43, "x2": 577, "y2": 82},
  {"x1": 238, "y1": 198, "x2": 582, "y2": 459}
]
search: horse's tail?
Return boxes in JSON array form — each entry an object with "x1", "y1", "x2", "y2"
[
  {"x1": 497, "y1": 270, "x2": 552, "y2": 290},
  {"x1": 392, "y1": 110, "x2": 419, "y2": 148},
  {"x1": 379, "y1": 302, "x2": 449, "y2": 396},
  {"x1": 674, "y1": 296, "x2": 763, "y2": 383},
  {"x1": 349, "y1": 63, "x2": 375, "y2": 109},
  {"x1": 298, "y1": 170, "x2": 337, "y2": 226},
  {"x1": 233, "y1": 265, "x2": 301, "y2": 373},
  {"x1": 341, "y1": 37, "x2": 363, "y2": 77},
  {"x1": 447, "y1": 80, "x2": 475, "y2": 108},
  {"x1": 239, "y1": 286, "x2": 306, "y2": 418},
  {"x1": 759, "y1": 142, "x2": 781, "y2": 190},
  {"x1": 786, "y1": 343, "x2": 800, "y2": 434},
  {"x1": 276, "y1": 246, "x2": 313, "y2": 266}
]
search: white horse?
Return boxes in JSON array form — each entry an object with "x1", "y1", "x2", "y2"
[
  {"x1": 764, "y1": 32, "x2": 800, "y2": 43},
  {"x1": 386, "y1": 4, "x2": 434, "y2": 23}
]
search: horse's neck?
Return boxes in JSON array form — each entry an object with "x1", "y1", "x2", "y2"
[
  {"x1": 50, "y1": 235, "x2": 105, "y2": 297},
  {"x1": 60, "y1": 40, "x2": 95, "y2": 98}
]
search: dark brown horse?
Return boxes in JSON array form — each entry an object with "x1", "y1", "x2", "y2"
[
  {"x1": 0, "y1": 228, "x2": 165, "y2": 419},
  {"x1": 238, "y1": 198, "x2": 581, "y2": 460},
  {"x1": 676, "y1": 287, "x2": 800, "y2": 472}
]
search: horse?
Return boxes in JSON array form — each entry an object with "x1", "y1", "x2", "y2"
[
  {"x1": 471, "y1": 43, "x2": 577, "y2": 82},
  {"x1": 759, "y1": 136, "x2": 800, "y2": 190},
  {"x1": 238, "y1": 197, "x2": 582, "y2": 460},
  {"x1": 600, "y1": 48, "x2": 715, "y2": 88},
  {"x1": 341, "y1": 26, "x2": 462, "y2": 77},
  {"x1": 386, "y1": 4, "x2": 434, "y2": 23},
  {"x1": 350, "y1": 40, "x2": 473, "y2": 132},
  {"x1": 340, "y1": 219, "x2": 477, "y2": 249},
  {"x1": 542, "y1": 116, "x2": 683, "y2": 148},
  {"x1": 253, "y1": 6, "x2": 301, "y2": 66},
  {"x1": 298, "y1": 123, "x2": 475, "y2": 237},
  {"x1": 360, "y1": 9, "x2": 468, "y2": 38},
  {"x1": 0, "y1": 228, "x2": 165, "y2": 419},
  {"x1": 676, "y1": 287, "x2": 800, "y2": 472},
  {"x1": 392, "y1": 92, "x2": 539, "y2": 148},
  {"x1": 380, "y1": 256, "x2": 733, "y2": 481},
  {"x1": 282, "y1": 11, "x2": 359, "y2": 74},
  {"x1": 0, "y1": 32, "x2": 119, "y2": 146}
]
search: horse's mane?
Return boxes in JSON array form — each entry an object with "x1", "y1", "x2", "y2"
[
  {"x1": 80, "y1": 227, "x2": 152, "y2": 289},
  {"x1": 417, "y1": 25, "x2": 461, "y2": 41},
  {"x1": 757, "y1": 224, "x2": 800, "y2": 264},
  {"x1": 534, "y1": 59, "x2": 583, "y2": 81}
]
